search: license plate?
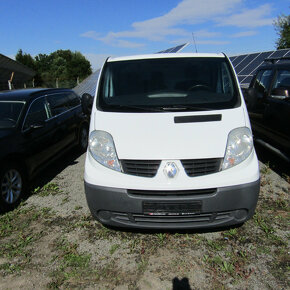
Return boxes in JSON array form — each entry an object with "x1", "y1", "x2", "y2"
[{"x1": 143, "y1": 201, "x2": 202, "y2": 216}]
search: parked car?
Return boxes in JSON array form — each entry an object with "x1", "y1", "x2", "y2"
[
  {"x1": 243, "y1": 57, "x2": 290, "y2": 161},
  {"x1": 0, "y1": 88, "x2": 89, "y2": 211},
  {"x1": 82, "y1": 53, "x2": 260, "y2": 229}
]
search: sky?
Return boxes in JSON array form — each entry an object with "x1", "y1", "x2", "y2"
[{"x1": 0, "y1": 0, "x2": 289, "y2": 71}]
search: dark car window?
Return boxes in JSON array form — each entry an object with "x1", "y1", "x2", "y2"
[
  {"x1": 47, "y1": 93, "x2": 69, "y2": 116},
  {"x1": 0, "y1": 101, "x2": 25, "y2": 129},
  {"x1": 253, "y1": 69, "x2": 272, "y2": 95},
  {"x1": 67, "y1": 92, "x2": 81, "y2": 108},
  {"x1": 23, "y1": 97, "x2": 49, "y2": 130},
  {"x1": 47, "y1": 92, "x2": 80, "y2": 116},
  {"x1": 273, "y1": 70, "x2": 290, "y2": 90}
]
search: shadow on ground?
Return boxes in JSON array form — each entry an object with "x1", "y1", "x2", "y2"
[
  {"x1": 29, "y1": 148, "x2": 84, "y2": 190},
  {"x1": 254, "y1": 142, "x2": 289, "y2": 177}
]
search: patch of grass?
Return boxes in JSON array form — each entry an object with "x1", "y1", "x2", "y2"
[
  {"x1": 61, "y1": 195, "x2": 70, "y2": 204},
  {"x1": 260, "y1": 162, "x2": 271, "y2": 175},
  {"x1": 110, "y1": 244, "x2": 120, "y2": 255},
  {"x1": 253, "y1": 213, "x2": 274, "y2": 235},
  {"x1": 156, "y1": 233, "x2": 167, "y2": 245},
  {"x1": 35, "y1": 183, "x2": 62, "y2": 197},
  {"x1": 49, "y1": 237, "x2": 92, "y2": 288},
  {"x1": 0, "y1": 206, "x2": 52, "y2": 238},
  {"x1": 206, "y1": 240, "x2": 225, "y2": 251},
  {"x1": 0, "y1": 262, "x2": 23, "y2": 274}
]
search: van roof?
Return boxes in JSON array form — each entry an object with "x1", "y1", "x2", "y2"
[{"x1": 108, "y1": 53, "x2": 225, "y2": 62}]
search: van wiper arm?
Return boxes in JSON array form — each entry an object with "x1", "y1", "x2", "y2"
[
  {"x1": 160, "y1": 105, "x2": 214, "y2": 111},
  {"x1": 111, "y1": 104, "x2": 164, "y2": 112}
]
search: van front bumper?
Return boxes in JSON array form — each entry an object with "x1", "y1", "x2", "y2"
[{"x1": 84, "y1": 180, "x2": 260, "y2": 229}]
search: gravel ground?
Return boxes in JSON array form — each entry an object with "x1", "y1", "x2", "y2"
[{"x1": 0, "y1": 148, "x2": 289, "y2": 289}]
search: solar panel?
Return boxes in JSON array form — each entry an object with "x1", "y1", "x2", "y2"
[
  {"x1": 74, "y1": 69, "x2": 100, "y2": 97},
  {"x1": 157, "y1": 43, "x2": 189, "y2": 53},
  {"x1": 234, "y1": 53, "x2": 259, "y2": 74},
  {"x1": 230, "y1": 49, "x2": 290, "y2": 87},
  {"x1": 230, "y1": 55, "x2": 247, "y2": 66}
]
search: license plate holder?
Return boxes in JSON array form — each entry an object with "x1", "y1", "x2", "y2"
[{"x1": 143, "y1": 201, "x2": 202, "y2": 216}]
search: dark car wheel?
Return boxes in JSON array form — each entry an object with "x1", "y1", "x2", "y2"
[
  {"x1": 78, "y1": 125, "x2": 89, "y2": 152},
  {"x1": 0, "y1": 163, "x2": 26, "y2": 212}
]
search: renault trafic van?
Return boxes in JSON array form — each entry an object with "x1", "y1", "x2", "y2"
[{"x1": 84, "y1": 53, "x2": 260, "y2": 229}]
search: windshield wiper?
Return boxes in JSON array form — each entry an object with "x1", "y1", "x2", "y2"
[
  {"x1": 109, "y1": 104, "x2": 164, "y2": 112},
  {"x1": 159, "y1": 105, "x2": 214, "y2": 111}
]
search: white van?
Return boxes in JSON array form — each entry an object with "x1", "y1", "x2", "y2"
[{"x1": 83, "y1": 53, "x2": 260, "y2": 229}]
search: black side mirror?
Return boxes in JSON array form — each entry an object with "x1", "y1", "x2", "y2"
[
  {"x1": 81, "y1": 93, "x2": 93, "y2": 115},
  {"x1": 243, "y1": 87, "x2": 256, "y2": 107},
  {"x1": 271, "y1": 88, "x2": 289, "y2": 100}
]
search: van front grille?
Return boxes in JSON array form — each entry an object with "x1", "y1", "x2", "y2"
[
  {"x1": 181, "y1": 158, "x2": 222, "y2": 177},
  {"x1": 120, "y1": 158, "x2": 222, "y2": 178},
  {"x1": 121, "y1": 160, "x2": 161, "y2": 177}
]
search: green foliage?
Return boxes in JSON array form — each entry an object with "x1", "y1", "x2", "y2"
[
  {"x1": 15, "y1": 49, "x2": 92, "y2": 88},
  {"x1": 15, "y1": 49, "x2": 36, "y2": 70},
  {"x1": 274, "y1": 14, "x2": 290, "y2": 49}
]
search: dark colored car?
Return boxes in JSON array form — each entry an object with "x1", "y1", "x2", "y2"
[
  {"x1": 243, "y1": 57, "x2": 290, "y2": 161},
  {"x1": 0, "y1": 88, "x2": 89, "y2": 211}
]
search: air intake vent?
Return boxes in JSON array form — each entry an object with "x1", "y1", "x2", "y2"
[
  {"x1": 181, "y1": 158, "x2": 222, "y2": 177},
  {"x1": 121, "y1": 160, "x2": 161, "y2": 177}
]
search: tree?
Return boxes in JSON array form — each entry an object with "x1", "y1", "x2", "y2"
[
  {"x1": 15, "y1": 49, "x2": 92, "y2": 88},
  {"x1": 15, "y1": 49, "x2": 35, "y2": 70},
  {"x1": 274, "y1": 14, "x2": 290, "y2": 49}
]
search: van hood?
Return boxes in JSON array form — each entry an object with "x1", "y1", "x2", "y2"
[{"x1": 93, "y1": 108, "x2": 246, "y2": 160}]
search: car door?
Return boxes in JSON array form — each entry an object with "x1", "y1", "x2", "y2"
[
  {"x1": 22, "y1": 96, "x2": 57, "y2": 174},
  {"x1": 46, "y1": 92, "x2": 79, "y2": 153},
  {"x1": 264, "y1": 69, "x2": 290, "y2": 151}
]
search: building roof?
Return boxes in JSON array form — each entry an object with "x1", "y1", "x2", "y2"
[{"x1": 0, "y1": 54, "x2": 36, "y2": 90}]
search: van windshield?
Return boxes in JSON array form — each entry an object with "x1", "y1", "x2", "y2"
[{"x1": 98, "y1": 57, "x2": 239, "y2": 112}]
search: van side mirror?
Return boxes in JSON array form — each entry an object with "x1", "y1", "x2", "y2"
[
  {"x1": 271, "y1": 88, "x2": 289, "y2": 100},
  {"x1": 81, "y1": 93, "x2": 93, "y2": 115}
]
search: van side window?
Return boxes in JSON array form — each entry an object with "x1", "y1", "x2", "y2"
[
  {"x1": 23, "y1": 98, "x2": 49, "y2": 130},
  {"x1": 273, "y1": 70, "x2": 290, "y2": 90},
  {"x1": 253, "y1": 70, "x2": 272, "y2": 95},
  {"x1": 221, "y1": 63, "x2": 234, "y2": 95}
]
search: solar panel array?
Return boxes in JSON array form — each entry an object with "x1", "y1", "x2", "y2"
[
  {"x1": 73, "y1": 69, "x2": 100, "y2": 97},
  {"x1": 157, "y1": 43, "x2": 189, "y2": 53},
  {"x1": 230, "y1": 48, "x2": 290, "y2": 87}
]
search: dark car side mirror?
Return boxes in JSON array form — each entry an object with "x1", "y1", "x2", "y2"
[
  {"x1": 271, "y1": 88, "x2": 289, "y2": 100},
  {"x1": 81, "y1": 93, "x2": 93, "y2": 115},
  {"x1": 243, "y1": 87, "x2": 257, "y2": 109}
]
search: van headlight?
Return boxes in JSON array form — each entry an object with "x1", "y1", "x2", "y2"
[
  {"x1": 222, "y1": 127, "x2": 253, "y2": 170},
  {"x1": 89, "y1": 130, "x2": 121, "y2": 172}
]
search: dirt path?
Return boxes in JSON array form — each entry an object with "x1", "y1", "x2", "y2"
[{"x1": 0, "y1": 150, "x2": 289, "y2": 289}]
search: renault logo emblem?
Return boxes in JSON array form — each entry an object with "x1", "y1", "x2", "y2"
[{"x1": 164, "y1": 162, "x2": 178, "y2": 178}]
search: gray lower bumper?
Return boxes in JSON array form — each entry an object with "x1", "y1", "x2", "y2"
[{"x1": 84, "y1": 180, "x2": 260, "y2": 229}]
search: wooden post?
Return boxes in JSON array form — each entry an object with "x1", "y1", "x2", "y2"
[
  {"x1": 8, "y1": 72, "x2": 14, "y2": 90},
  {"x1": 56, "y1": 78, "x2": 59, "y2": 88}
]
